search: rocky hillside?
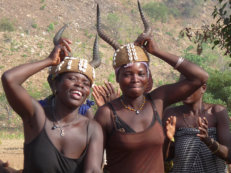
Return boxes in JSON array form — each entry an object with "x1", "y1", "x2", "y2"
[{"x1": 0, "y1": 0, "x2": 217, "y2": 128}]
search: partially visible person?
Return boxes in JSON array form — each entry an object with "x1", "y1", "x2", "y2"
[
  {"x1": 1, "y1": 25, "x2": 103, "y2": 173},
  {"x1": 39, "y1": 74, "x2": 95, "y2": 119},
  {"x1": 198, "y1": 117, "x2": 231, "y2": 163},
  {"x1": 94, "y1": 1, "x2": 208, "y2": 173},
  {"x1": 164, "y1": 76, "x2": 231, "y2": 172},
  {"x1": 0, "y1": 160, "x2": 22, "y2": 173}
]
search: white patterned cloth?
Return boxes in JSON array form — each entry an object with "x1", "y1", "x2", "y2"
[{"x1": 171, "y1": 127, "x2": 226, "y2": 173}]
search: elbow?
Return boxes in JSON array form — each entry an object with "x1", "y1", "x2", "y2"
[
  {"x1": 1, "y1": 70, "x2": 15, "y2": 90},
  {"x1": 200, "y1": 71, "x2": 209, "y2": 85},
  {"x1": 84, "y1": 168, "x2": 102, "y2": 173},
  {"x1": 1, "y1": 71, "x2": 11, "y2": 86}
]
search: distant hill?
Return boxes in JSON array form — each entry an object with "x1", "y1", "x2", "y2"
[{"x1": 0, "y1": 0, "x2": 219, "y2": 128}]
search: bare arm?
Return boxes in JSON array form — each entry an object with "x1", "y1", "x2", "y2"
[
  {"x1": 197, "y1": 106, "x2": 231, "y2": 162},
  {"x1": 94, "y1": 105, "x2": 112, "y2": 148},
  {"x1": 84, "y1": 120, "x2": 103, "y2": 173},
  {"x1": 163, "y1": 108, "x2": 176, "y2": 160},
  {"x1": 1, "y1": 39, "x2": 71, "y2": 120},
  {"x1": 135, "y1": 33, "x2": 208, "y2": 108}
]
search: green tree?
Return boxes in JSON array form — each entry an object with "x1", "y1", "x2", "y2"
[{"x1": 180, "y1": 0, "x2": 231, "y2": 57}]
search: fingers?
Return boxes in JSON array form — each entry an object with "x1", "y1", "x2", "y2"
[
  {"x1": 102, "y1": 85, "x2": 110, "y2": 97},
  {"x1": 92, "y1": 86, "x2": 100, "y2": 99},
  {"x1": 104, "y1": 81, "x2": 113, "y2": 95},
  {"x1": 202, "y1": 117, "x2": 208, "y2": 125},
  {"x1": 62, "y1": 39, "x2": 72, "y2": 53},
  {"x1": 116, "y1": 88, "x2": 121, "y2": 97},
  {"x1": 62, "y1": 38, "x2": 72, "y2": 44},
  {"x1": 198, "y1": 117, "x2": 202, "y2": 126},
  {"x1": 172, "y1": 116, "x2": 177, "y2": 126}
]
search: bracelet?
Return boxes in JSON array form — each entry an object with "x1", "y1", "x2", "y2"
[
  {"x1": 174, "y1": 57, "x2": 184, "y2": 69},
  {"x1": 212, "y1": 141, "x2": 220, "y2": 154},
  {"x1": 207, "y1": 138, "x2": 214, "y2": 148},
  {"x1": 171, "y1": 137, "x2": 175, "y2": 142}
]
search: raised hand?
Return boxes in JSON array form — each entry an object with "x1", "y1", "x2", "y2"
[
  {"x1": 92, "y1": 85, "x2": 106, "y2": 107},
  {"x1": 103, "y1": 81, "x2": 120, "y2": 102},
  {"x1": 92, "y1": 82, "x2": 120, "y2": 107},
  {"x1": 166, "y1": 116, "x2": 176, "y2": 141},
  {"x1": 197, "y1": 117, "x2": 209, "y2": 140},
  {"x1": 48, "y1": 38, "x2": 72, "y2": 66},
  {"x1": 134, "y1": 32, "x2": 159, "y2": 55}
]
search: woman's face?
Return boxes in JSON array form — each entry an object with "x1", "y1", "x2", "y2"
[
  {"x1": 183, "y1": 85, "x2": 206, "y2": 104},
  {"x1": 117, "y1": 62, "x2": 149, "y2": 97},
  {"x1": 55, "y1": 72, "x2": 91, "y2": 108}
]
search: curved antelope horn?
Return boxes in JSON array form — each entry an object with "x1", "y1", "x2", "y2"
[
  {"x1": 96, "y1": 4, "x2": 120, "y2": 50},
  {"x1": 137, "y1": 0, "x2": 151, "y2": 35},
  {"x1": 90, "y1": 34, "x2": 101, "y2": 68},
  {"x1": 53, "y1": 24, "x2": 68, "y2": 45}
]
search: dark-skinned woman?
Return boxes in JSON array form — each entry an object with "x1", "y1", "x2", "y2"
[
  {"x1": 1, "y1": 26, "x2": 103, "y2": 173},
  {"x1": 94, "y1": 1, "x2": 208, "y2": 173},
  {"x1": 164, "y1": 77, "x2": 231, "y2": 172}
]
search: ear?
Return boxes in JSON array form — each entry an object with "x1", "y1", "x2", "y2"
[{"x1": 201, "y1": 84, "x2": 207, "y2": 94}]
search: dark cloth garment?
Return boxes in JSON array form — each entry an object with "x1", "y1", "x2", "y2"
[
  {"x1": 171, "y1": 127, "x2": 226, "y2": 173},
  {"x1": 105, "y1": 94, "x2": 165, "y2": 173},
  {"x1": 23, "y1": 121, "x2": 89, "y2": 173},
  {"x1": 39, "y1": 96, "x2": 94, "y2": 116}
]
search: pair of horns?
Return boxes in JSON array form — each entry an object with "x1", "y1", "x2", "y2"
[
  {"x1": 53, "y1": 24, "x2": 101, "y2": 68},
  {"x1": 96, "y1": 0, "x2": 152, "y2": 50}
]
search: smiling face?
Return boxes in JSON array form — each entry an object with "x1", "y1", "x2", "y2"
[
  {"x1": 54, "y1": 72, "x2": 91, "y2": 108},
  {"x1": 117, "y1": 62, "x2": 149, "y2": 98}
]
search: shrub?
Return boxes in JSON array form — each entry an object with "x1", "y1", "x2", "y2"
[
  {"x1": 143, "y1": 2, "x2": 170, "y2": 22},
  {"x1": 0, "y1": 18, "x2": 15, "y2": 32},
  {"x1": 47, "y1": 23, "x2": 54, "y2": 32},
  {"x1": 40, "y1": 4, "x2": 46, "y2": 10},
  {"x1": 31, "y1": 23, "x2": 37, "y2": 29}
]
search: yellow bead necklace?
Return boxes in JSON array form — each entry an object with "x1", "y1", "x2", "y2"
[{"x1": 120, "y1": 96, "x2": 146, "y2": 114}]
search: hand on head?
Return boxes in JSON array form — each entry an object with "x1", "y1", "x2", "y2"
[
  {"x1": 134, "y1": 32, "x2": 158, "y2": 55},
  {"x1": 197, "y1": 117, "x2": 209, "y2": 140},
  {"x1": 93, "y1": 81, "x2": 120, "y2": 107},
  {"x1": 48, "y1": 38, "x2": 72, "y2": 66},
  {"x1": 165, "y1": 116, "x2": 176, "y2": 141}
]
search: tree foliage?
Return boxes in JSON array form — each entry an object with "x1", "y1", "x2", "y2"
[{"x1": 180, "y1": 0, "x2": 231, "y2": 57}]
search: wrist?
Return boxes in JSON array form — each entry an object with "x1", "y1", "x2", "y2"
[
  {"x1": 151, "y1": 47, "x2": 161, "y2": 56},
  {"x1": 201, "y1": 136, "x2": 212, "y2": 146}
]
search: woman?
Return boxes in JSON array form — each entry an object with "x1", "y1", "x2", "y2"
[
  {"x1": 94, "y1": 1, "x2": 208, "y2": 173},
  {"x1": 1, "y1": 26, "x2": 103, "y2": 173},
  {"x1": 164, "y1": 78, "x2": 231, "y2": 172}
]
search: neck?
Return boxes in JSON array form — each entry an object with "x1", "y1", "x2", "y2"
[
  {"x1": 184, "y1": 98, "x2": 204, "y2": 115},
  {"x1": 52, "y1": 97, "x2": 79, "y2": 123},
  {"x1": 122, "y1": 94, "x2": 145, "y2": 109}
]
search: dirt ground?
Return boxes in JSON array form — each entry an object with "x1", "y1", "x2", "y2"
[{"x1": 0, "y1": 139, "x2": 24, "y2": 170}]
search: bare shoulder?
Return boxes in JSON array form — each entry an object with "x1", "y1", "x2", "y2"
[
  {"x1": 163, "y1": 105, "x2": 184, "y2": 122},
  {"x1": 88, "y1": 118, "x2": 103, "y2": 135},
  {"x1": 206, "y1": 103, "x2": 229, "y2": 122},
  {"x1": 94, "y1": 102, "x2": 112, "y2": 124},
  {"x1": 209, "y1": 103, "x2": 227, "y2": 114},
  {"x1": 164, "y1": 105, "x2": 184, "y2": 117}
]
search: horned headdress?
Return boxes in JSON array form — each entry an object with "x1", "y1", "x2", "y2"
[
  {"x1": 49, "y1": 24, "x2": 101, "y2": 86},
  {"x1": 96, "y1": 0, "x2": 151, "y2": 69}
]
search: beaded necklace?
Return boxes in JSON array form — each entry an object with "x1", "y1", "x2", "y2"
[{"x1": 120, "y1": 96, "x2": 146, "y2": 114}]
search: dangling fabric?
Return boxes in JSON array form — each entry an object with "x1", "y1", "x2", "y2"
[{"x1": 78, "y1": 100, "x2": 95, "y2": 115}]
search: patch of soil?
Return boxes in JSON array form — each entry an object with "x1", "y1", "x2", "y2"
[{"x1": 0, "y1": 139, "x2": 24, "y2": 170}]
